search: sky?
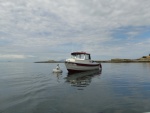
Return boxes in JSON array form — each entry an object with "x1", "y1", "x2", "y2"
[{"x1": 0, "y1": 0, "x2": 150, "y2": 62}]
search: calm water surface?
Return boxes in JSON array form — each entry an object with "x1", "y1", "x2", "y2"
[{"x1": 0, "y1": 62, "x2": 150, "y2": 113}]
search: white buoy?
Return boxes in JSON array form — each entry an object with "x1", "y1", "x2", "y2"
[
  {"x1": 53, "y1": 69, "x2": 63, "y2": 73},
  {"x1": 52, "y1": 64, "x2": 63, "y2": 73}
]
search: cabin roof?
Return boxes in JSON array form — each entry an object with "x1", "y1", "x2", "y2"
[{"x1": 71, "y1": 52, "x2": 90, "y2": 55}]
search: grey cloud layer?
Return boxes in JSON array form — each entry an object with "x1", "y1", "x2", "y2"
[{"x1": 0, "y1": 0, "x2": 150, "y2": 60}]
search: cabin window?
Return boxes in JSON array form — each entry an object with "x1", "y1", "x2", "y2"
[
  {"x1": 85, "y1": 54, "x2": 91, "y2": 60},
  {"x1": 80, "y1": 54, "x2": 85, "y2": 59},
  {"x1": 71, "y1": 53, "x2": 91, "y2": 60},
  {"x1": 71, "y1": 54, "x2": 85, "y2": 59},
  {"x1": 71, "y1": 55, "x2": 76, "y2": 58},
  {"x1": 75, "y1": 54, "x2": 84, "y2": 59}
]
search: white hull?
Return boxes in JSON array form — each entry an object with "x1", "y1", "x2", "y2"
[{"x1": 65, "y1": 62, "x2": 101, "y2": 72}]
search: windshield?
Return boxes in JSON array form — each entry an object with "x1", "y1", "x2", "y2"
[{"x1": 71, "y1": 54, "x2": 90, "y2": 60}]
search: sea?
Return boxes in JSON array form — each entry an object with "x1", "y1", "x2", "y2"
[{"x1": 0, "y1": 62, "x2": 150, "y2": 113}]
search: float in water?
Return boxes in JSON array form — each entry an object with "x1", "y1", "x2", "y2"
[{"x1": 53, "y1": 64, "x2": 63, "y2": 73}]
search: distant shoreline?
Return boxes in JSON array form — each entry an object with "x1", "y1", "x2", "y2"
[
  {"x1": 95, "y1": 60, "x2": 150, "y2": 63},
  {"x1": 34, "y1": 61, "x2": 64, "y2": 63},
  {"x1": 34, "y1": 59, "x2": 150, "y2": 63},
  {"x1": 34, "y1": 54, "x2": 150, "y2": 63},
  {"x1": 95, "y1": 57, "x2": 150, "y2": 63}
]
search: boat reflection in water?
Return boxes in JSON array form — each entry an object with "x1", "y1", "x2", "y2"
[
  {"x1": 52, "y1": 72, "x2": 63, "y2": 83},
  {"x1": 65, "y1": 70, "x2": 102, "y2": 89}
]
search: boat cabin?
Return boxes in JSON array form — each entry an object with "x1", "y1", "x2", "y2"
[{"x1": 71, "y1": 52, "x2": 91, "y2": 60}]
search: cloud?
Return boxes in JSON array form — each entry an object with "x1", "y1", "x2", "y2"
[
  {"x1": 0, "y1": 54, "x2": 35, "y2": 59},
  {"x1": 0, "y1": 0, "x2": 150, "y2": 61}
]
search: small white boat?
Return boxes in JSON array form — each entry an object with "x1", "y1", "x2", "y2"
[
  {"x1": 53, "y1": 64, "x2": 63, "y2": 73},
  {"x1": 65, "y1": 52, "x2": 102, "y2": 73}
]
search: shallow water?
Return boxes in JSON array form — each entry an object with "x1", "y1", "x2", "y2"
[{"x1": 0, "y1": 62, "x2": 150, "y2": 113}]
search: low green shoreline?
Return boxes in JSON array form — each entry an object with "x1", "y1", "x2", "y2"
[
  {"x1": 95, "y1": 57, "x2": 150, "y2": 63},
  {"x1": 95, "y1": 60, "x2": 150, "y2": 63}
]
